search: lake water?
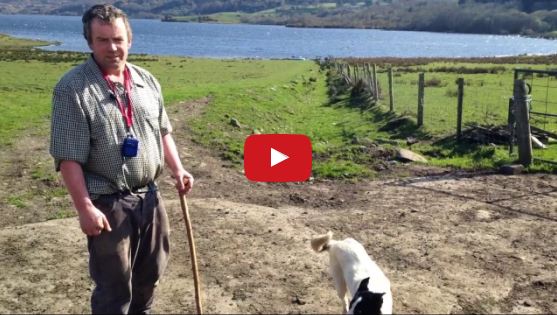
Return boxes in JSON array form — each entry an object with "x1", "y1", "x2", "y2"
[{"x1": 1, "y1": 14, "x2": 557, "y2": 59}]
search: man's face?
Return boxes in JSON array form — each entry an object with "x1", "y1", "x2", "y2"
[{"x1": 88, "y1": 17, "x2": 131, "y2": 74}]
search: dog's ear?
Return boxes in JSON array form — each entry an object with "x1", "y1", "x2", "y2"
[{"x1": 358, "y1": 277, "x2": 370, "y2": 292}]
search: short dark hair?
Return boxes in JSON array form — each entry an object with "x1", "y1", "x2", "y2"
[{"x1": 82, "y1": 4, "x2": 132, "y2": 43}]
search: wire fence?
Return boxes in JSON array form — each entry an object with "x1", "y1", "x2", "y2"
[
  {"x1": 331, "y1": 61, "x2": 557, "y2": 165},
  {"x1": 374, "y1": 67, "x2": 515, "y2": 136},
  {"x1": 333, "y1": 62, "x2": 557, "y2": 136},
  {"x1": 519, "y1": 69, "x2": 557, "y2": 133}
]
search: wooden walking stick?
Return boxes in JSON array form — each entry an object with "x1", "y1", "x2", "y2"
[{"x1": 179, "y1": 193, "x2": 203, "y2": 314}]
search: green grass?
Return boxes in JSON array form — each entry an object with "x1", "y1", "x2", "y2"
[
  {"x1": 176, "y1": 60, "x2": 393, "y2": 177},
  {"x1": 7, "y1": 195, "x2": 27, "y2": 208},
  {"x1": 0, "y1": 33, "x2": 54, "y2": 49},
  {"x1": 47, "y1": 209, "x2": 75, "y2": 220},
  {"x1": 337, "y1": 60, "x2": 557, "y2": 172},
  {"x1": 210, "y1": 12, "x2": 244, "y2": 24},
  {"x1": 0, "y1": 59, "x2": 69, "y2": 145},
  {"x1": 0, "y1": 35, "x2": 77, "y2": 146},
  {"x1": 313, "y1": 159, "x2": 373, "y2": 179},
  {"x1": 1, "y1": 33, "x2": 555, "y2": 179},
  {"x1": 422, "y1": 141, "x2": 514, "y2": 169},
  {"x1": 0, "y1": 40, "x2": 387, "y2": 178},
  {"x1": 30, "y1": 162, "x2": 58, "y2": 184}
]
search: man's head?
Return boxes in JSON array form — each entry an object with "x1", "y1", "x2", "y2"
[{"x1": 82, "y1": 4, "x2": 132, "y2": 74}]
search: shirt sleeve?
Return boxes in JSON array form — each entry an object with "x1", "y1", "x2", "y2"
[
  {"x1": 152, "y1": 76, "x2": 172, "y2": 136},
  {"x1": 49, "y1": 83, "x2": 90, "y2": 171},
  {"x1": 160, "y1": 104, "x2": 172, "y2": 136}
]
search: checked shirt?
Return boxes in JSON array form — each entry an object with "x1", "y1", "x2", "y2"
[{"x1": 50, "y1": 56, "x2": 172, "y2": 198}]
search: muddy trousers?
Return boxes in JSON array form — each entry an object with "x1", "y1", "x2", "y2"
[{"x1": 88, "y1": 190, "x2": 170, "y2": 314}]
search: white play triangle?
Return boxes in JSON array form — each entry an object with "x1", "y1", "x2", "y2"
[{"x1": 270, "y1": 148, "x2": 289, "y2": 167}]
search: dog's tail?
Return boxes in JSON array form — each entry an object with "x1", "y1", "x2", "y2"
[{"x1": 311, "y1": 231, "x2": 333, "y2": 252}]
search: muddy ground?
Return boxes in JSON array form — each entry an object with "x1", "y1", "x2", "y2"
[{"x1": 0, "y1": 99, "x2": 556, "y2": 314}]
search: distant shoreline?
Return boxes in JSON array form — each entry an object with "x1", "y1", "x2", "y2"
[
  {"x1": 159, "y1": 16, "x2": 557, "y2": 40},
  {"x1": 2, "y1": 17, "x2": 556, "y2": 60},
  {"x1": 1, "y1": 11, "x2": 554, "y2": 39},
  {"x1": 0, "y1": 33, "x2": 57, "y2": 49},
  {"x1": 4, "y1": 33, "x2": 557, "y2": 66}
]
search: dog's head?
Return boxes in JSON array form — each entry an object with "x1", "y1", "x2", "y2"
[{"x1": 348, "y1": 277, "x2": 385, "y2": 315}]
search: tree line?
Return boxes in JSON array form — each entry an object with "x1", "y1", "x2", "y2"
[
  {"x1": 2, "y1": 0, "x2": 557, "y2": 37},
  {"x1": 241, "y1": 0, "x2": 557, "y2": 37}
]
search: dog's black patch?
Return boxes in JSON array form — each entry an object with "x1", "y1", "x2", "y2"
[
  {"x1": 350, "y1": 277, "x2": 385, "y2": 315},
  {"x1": 352, "y1": 291, "x2": 384, "y2": 314},
  {"x1": 358, "y1": 277, "x2": 370, "y2": 292}
]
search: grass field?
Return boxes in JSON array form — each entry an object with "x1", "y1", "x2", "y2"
[
  {"x1": 337, "y1": 59, "x2": 557, "y2": 171},
  {"x1": 1, "y1": 34, "x2": 556, "y2": 178},
  {"x1": 0, "y1": 34, "x2": 53, "y2": 49}
]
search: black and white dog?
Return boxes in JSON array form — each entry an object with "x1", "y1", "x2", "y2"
[{"x1": 311, "y1": 231, "x2": 392, "y2": 314}]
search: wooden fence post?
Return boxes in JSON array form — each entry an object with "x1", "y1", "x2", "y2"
[
  {"x1": 508, "y1": 97, "x2": 515, "y2": 154},
  {"x1": 513, "y1": 79, "x2": 532, "y2": 166},
  {"x1": 388, "y1": 68, "x2": 394, "y2": 112},
  {"x1": 365, "y1": 64, "x2": 373, "y2": 97},
  {"x1": 372, "y1": 64, "x2": 379, "y2": 101},
  {"x1": 456, "y1": 78, "x2": 464, "y2": 142},
  {"x1": 343, "y1": 64, "x2": 351, "y2": 85},
  {"x1": 417, "y1": 73, "x2": 425, "y2": 127}
]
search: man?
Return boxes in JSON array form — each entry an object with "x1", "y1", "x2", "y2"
[{"x1": 49, "y1": 4, "x2": 194, "y2": 314}]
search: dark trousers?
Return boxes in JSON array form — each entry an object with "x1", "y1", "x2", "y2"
[{"x1": 88, "y1": 190, "x2": 170, "y2": 314}]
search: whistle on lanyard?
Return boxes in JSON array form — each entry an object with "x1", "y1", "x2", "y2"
[{"x1": 122, "y1": 134, "x2": 139, "y2": 157}]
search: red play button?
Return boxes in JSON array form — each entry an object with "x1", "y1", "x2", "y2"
[{"x1": 244, "y1": 134, "x2": 312, "y2": 182}]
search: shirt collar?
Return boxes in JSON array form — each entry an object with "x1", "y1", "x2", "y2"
[
  {"x1": 86, "y1": 54, "x2": 146, "y2": 89},
  {"x1": 127, "y1": 64, "x2": 146, "y2": 89}
]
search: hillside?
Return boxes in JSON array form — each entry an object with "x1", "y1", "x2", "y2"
[{"x1": 2, "y1": 0, "x2": 557, "y2": 37}]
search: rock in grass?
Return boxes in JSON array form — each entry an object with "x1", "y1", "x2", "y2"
[
  {"x1": 396, "y1": 148, "x2": 427, "y2": 163},
  {"x1": 230, "y1": 118, "x2": 242, "y2": 128}
]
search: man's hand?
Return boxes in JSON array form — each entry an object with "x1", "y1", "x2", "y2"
[
  {"x1": 59, "y1": 160, "x2": 112, "y2": 236},
  {"x1": 78, "y1": 206, "x2": 112, "y2": 236},
  {"x1": 162, "y1": 134, "x2": 194, "y2": 195},
  {"x1": 174, "y1": 169, "x2": 194, "y2": 195}
]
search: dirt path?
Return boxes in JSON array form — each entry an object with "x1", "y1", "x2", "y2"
[{"x1": 0, "y1": 99, "x2": 556, "y2": 313}]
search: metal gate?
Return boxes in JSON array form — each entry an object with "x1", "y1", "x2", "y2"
[{"x1": 513, "y1": 69, "x2": 557, "y2": 165}]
